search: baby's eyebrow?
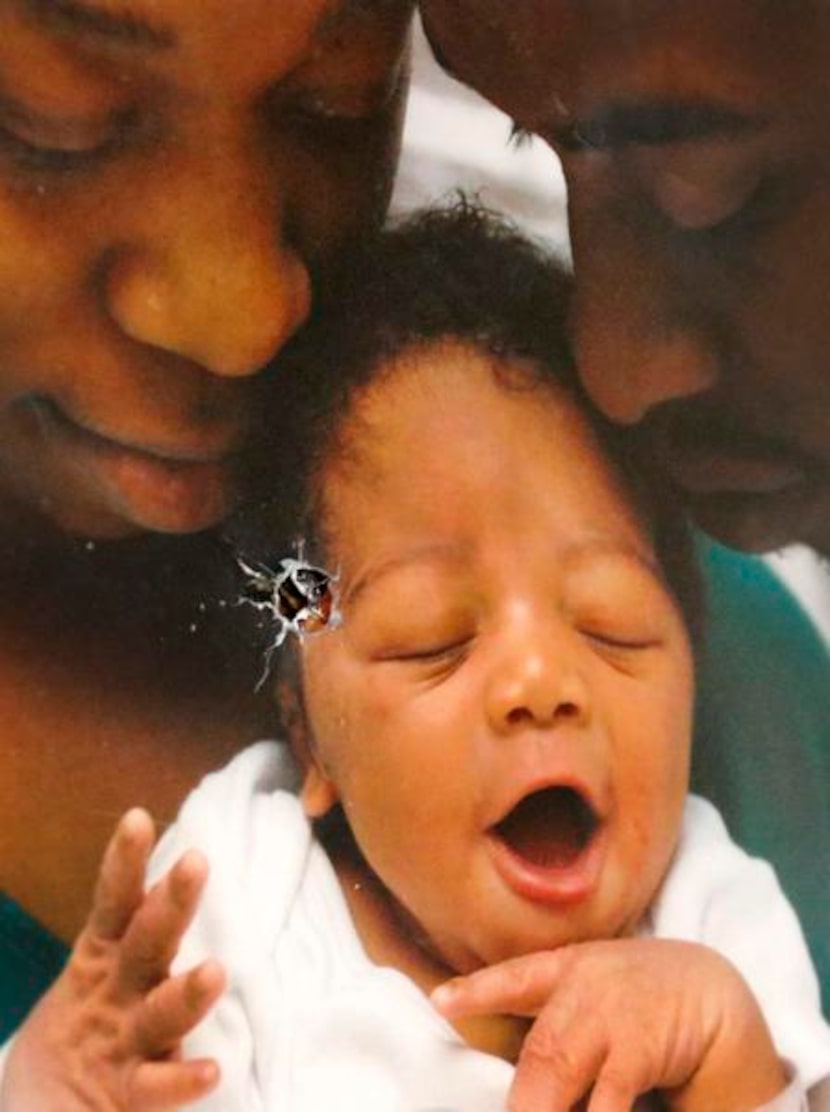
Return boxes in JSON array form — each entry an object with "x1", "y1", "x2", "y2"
[
  {"x1": 562, "y1": 532, "x2": 663, "y2": 577},
  {"x1": 344, "y1": 543, "x2": 468, "y2": 608}
]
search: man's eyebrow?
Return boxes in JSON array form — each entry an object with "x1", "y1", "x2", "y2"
[
  {"x1": 552, "y1": 99, "x2": 765, "y2": 152},
  {"x1": 20, "y1": 0, "x2": 175, "y2": 49}
]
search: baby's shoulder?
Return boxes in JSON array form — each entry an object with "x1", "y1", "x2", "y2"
[{"x1": 148, "y1": 740, "x2": 310, "y2": 961}]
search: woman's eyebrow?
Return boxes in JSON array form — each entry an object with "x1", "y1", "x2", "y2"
[
  {"x1": 20, "y1": 0, "x2": 175, "y2": 50},
  {"x1": 552, "y1": 99, "x2": 766, "y2": 151},
  {"x1": 314, "y1": 0, "x2": 408, "y2": 40}
]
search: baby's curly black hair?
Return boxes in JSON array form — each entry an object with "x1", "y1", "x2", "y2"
[{"x1": 239, "y1": 197, "x2": 701, "y2": 642}]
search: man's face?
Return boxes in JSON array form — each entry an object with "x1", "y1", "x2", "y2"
[
  {"x1": 422, "y1": 0, "x2": 830, "y2": 553},
  {"x1": 0, "y1": 0, "x2": 410, "y2": 538},
  {"x1": 299, "y1": 344, "x2": 693, "y2": 975}
]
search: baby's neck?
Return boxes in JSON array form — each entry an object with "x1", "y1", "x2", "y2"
[{"x1": 330, "y1": 846, "x2": 530, "y2": 1065}]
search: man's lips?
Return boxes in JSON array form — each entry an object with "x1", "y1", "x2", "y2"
[
  {"x1": 659, "y1": 443, "x2": 807, "y2": 498},
  {"x1": 486, "y1": 784, "x2": 605, "y2": 906},
  {"x1": 639, "y1": 417, "x2": 830, "y2": 550},
  {"x1": 644, "y1": 416, "x2": 813, "y2": 497}
]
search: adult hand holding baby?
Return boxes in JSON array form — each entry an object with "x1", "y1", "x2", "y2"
[
  {"x1": 0, "y1": 811, "x2": 222, "y2": 1111},
  {"x1": 433, "y1": 939, "x2": 787, "y2": 1112}
]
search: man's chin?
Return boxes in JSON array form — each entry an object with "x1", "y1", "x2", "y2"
[{"x1": 689, "y1": 483, "x2": 830, "y2": 557}]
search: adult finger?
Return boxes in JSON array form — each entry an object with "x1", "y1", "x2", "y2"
[
  {"x1": 119, "y1": 849, "x2": 209, "y2": 991},
  {"x1": 135, "y1": 959, "x2": 226, "y2": 1055},
  {"x1": 432, "y1": 951, "x2": 567, "y2": 1019},
  {"x1": 89, "y1": 809, "x2": 156, "y2": 941},
  {"x1": 129, "y1": 1058, "x2": 220, "y2": 1109}
]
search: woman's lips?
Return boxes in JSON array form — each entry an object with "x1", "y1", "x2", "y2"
[
  {"x1": 486, "y1": 786, "x2": 605, "y2": 906},
  {"x1": 28, "y1": 397, "x2": 240, "y2": 533}
]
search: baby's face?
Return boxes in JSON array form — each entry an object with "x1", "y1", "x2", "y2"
[{"x1": 300, "y1": 341, "x2": 693, "y2": 975}]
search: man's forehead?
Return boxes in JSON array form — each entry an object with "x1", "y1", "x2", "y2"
[
  {"x1": 424, "y1": 0, "x2": 820, "y2": 114},
  {"x1": 427, "y1": 0, "x2": 813, "y2": 56}
]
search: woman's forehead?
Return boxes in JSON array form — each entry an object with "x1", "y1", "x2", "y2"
[
  {"x1": 16, "y1": 0, "x2": 394, "y2": 34},
  {"x1": 10, "y1": 0, "x2": 411, "y2": 88}
]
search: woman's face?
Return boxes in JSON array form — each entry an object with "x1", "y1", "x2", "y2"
[
  {"x1": 0, "y1": 0, "x2": 411, "y2": 538},
  {"x1": 300, "y1": 345, "x2": 693, "y2": 975}
]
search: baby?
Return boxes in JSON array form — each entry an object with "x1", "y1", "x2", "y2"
[{"x1": 3, "y1": 203, "x2": 829, "y2": 1111}]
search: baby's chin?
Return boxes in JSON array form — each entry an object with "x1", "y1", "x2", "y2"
[{"x1": 450, "y1": 1011, "x2": 531, "y2": 1065}]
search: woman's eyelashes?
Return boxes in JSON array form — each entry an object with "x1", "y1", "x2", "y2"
[
  {"x1": 0, "y1": 109, "x2": 136, "y2": 175},
  {"x1": 0, "y1": 126, "x2": 109, "y2": 172},
  {"x1": 271, "y1": 78, "x2": 397, "y2": 148}
]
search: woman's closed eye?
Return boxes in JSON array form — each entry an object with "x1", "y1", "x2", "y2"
[
  {"x1": 272, "y1": 80, "x2": 398, "y2": 149},
  {"x1": 0, "y1": 127, "x2": 108, "y2": 172},
  {"x1": 0, "y1": 109, "x2": 133, "y2": 175}
]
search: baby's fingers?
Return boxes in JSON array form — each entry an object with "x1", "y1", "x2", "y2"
[
  {"x1": 587, "y1": 1067, "x2": 644, "y2": 1112},
  {"x1": 433, "y1": 951, "x2": 566, "y2": 1019},
  {"x1": 136, "y1": 959, "x2": 226, "y2": 1056},
  {"x1": 90, "y1": 809, "x2": 156, "y2": 941},
  {"x1": 129, "y1": 1058, "x2": 220, "y2": 1109},
  {"x1": 120, "y1": 849, "x2": 209, "y2": 991},
  {"x1": 508, "y1": 1001, "x2": 608, "y2": 1112}
]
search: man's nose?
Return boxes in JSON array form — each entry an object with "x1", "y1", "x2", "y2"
[
  {"x1": 485, "y1": 616, "x2": 591, "y2": 736},
  {"x1": 104, "y1": 147, "x2": 312, "y2": 379},
  {"x1": 568, "y1": 205, "x2": 718, "y2": 425}
]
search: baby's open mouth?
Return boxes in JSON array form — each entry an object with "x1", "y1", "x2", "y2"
[{"x1": 491, "y1": 787, "x2": 600, "y2": 870}]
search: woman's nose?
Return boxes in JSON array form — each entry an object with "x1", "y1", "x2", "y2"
[
  {"x1": 104, "y1": 148, "x2": 312, "y2": 379},
  {"x1": 485, "y1": 621, "x2": 591, "y2": 736}
]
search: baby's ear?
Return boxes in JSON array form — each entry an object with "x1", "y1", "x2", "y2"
[
  {"x1": 276, "y1": 679, "x2": 339, "y2": 818},
  {"x1": 300, "y1": 762, "x2": 339, "y2": 819}
]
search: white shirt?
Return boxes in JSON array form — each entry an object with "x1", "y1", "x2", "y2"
[{"x1": 148, "y1": 742, "x2": 830, "y2": 1111}]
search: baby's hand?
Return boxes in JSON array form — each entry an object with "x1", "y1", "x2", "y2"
[
  {"x1": 0, "y1": 809, "x2": 224, "y2": 1111},
  {"x1": 432, "y1": 938, "x2": 788, "y2": 1112}
]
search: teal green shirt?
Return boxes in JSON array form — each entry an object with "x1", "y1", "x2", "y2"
[
  {"x1": 1, "y1": 538, "x2": 827, "y2": 1036},
  {"x1": 692, "y1": 537, "x2": 830, "y2": 1012},
  {"x1": 0, "y1": 892, "x2": 68, "y2": 1043}
]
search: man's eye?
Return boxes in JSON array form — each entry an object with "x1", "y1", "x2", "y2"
[
  {"x1": 689, "y1": 175, "x2": 787, "y2": 242},
  {"x1": 508, "y1": 121, "x2": 534, "y2": 150}
]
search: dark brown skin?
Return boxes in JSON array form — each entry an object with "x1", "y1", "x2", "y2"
[
  {"x1": 0, "y1": 524, "x2": 272, "y2": 942},
  {"x1": 421, "y1": 0, "x2": 830, "y2": 554},
  {"x1": 0, "y1": 0, "x2": 412, "y2": 945}
]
